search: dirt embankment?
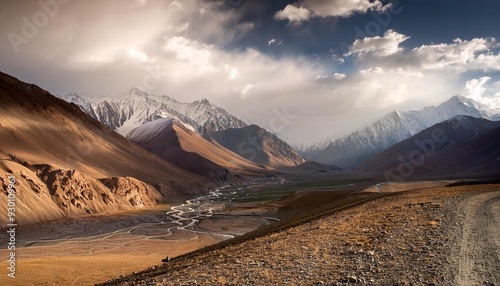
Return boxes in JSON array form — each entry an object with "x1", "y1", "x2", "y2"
[
  {"x1": 102, "y1": 184, "x2": 500, "y2": 286},
  {"x1": 0, "y1": 160, "x2": 164, "y2": 226}
]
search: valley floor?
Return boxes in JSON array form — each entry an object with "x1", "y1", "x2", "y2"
[
  {"x1": 0, "y1": 205, "x2": 218, "y2": 286},
  {"x1": 0, "y1": 203, "x2": 275, "y2": 285},
  {"x1": 102, "y1": 183, "x2": 500, "y2": 285},
  {"x1": 0, "y1": 179, "x2": 286, "y2": 286}
]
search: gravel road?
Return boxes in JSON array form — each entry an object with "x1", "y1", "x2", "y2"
[{"x1": 454, "y1": 190, "x2": 500, "y2": 286}]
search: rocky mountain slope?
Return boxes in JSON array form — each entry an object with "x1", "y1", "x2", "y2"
[
  {"x1": 63, "y1": 88, "x2": 247, "y2": 136},
  {"x1": 207, "y1": 125, "x2": 306, "y2": 168},
  {"x1": 127, "y1": 118, "x2": 268, "y2": 180},
  {"x1": 0, "y1": 71, "x2": 208, "y2": 225},
  {"x1": 306, "y1": 96, "x2": 500, "y2": 169},
  {"x1": 360, "y1": 116, "x2": 500, "y2": 178}
]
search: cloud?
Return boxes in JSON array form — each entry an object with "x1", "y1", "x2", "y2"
[
  {"x1": 345, "y1": 31, "x2": 500, "y2": 73},
  {"x1": 238, "y1": 22, "x2": 255, "y2": 33},
  {"x1": 346, "y1": 29, "x2": 409, "y2": 57},
  {"x1": 333, "y1": 73, "x2": 347, "y2": 80},
  {"x1": 321, "y1": 67, "x2": 447, "y2": 109},
  {"x1": 462, "y1": 77, "x2": 500, "y2": 109},
  {"x1": 274, "y1": 0, "x2": 389, "y2": 24},
  {"x1": 240, "y1": 84, "x2": 255, "y2": 98},
  {"x1": 412, "y1": 38, "x2": 496, "y2": 72},
  {"x1": 463, "y1": 77, "x2": 490, "y2": 99},
  {"x1": 169, "y1": 1, "x2": 183, "y2": 10},
  {"x1": 316, "y1": 73, "x2": 346, "y2": 81},
  {"x1": 0, "y1": 1, "x2": 498, "y2": 145},
  {"x1": 274, "y1": 5, "x2": 311, "y2": 24},
  {"x1": 127, "y1": 48, "x2": 149, "y2": 62},
  {"x1": 164, "y1": 36, "x2": 211, "y2": 61},
  {"x1": 173, "y1": 22, "x2": 190, "y2": 33},
  {"x1": 303, "y1": 0, "x2": 387, "y2": 17}
]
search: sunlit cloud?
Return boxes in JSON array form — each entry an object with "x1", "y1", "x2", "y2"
[
  {"x1": 274, "y1": 5, "x2": 311, "y2": 24},
  {"x1": 0, "y1": 0, "x2": 499, "y2": 145},
  {"x1": 275, "y1": 0, "x2": 390, "y2": 23},
  {"x1": 345, "y1": 31, "x2": 500, "y2": 73},
  {"x1": 462, "y1": 77, "x2": 500, "y2": 109}
]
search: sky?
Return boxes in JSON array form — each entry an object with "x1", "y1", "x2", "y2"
[{"x1": 1, "y1": 0, "x2": 500, "y2": 146}]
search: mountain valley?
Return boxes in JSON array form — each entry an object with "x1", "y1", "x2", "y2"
[{"x1": 0, "y1": 72, "x2": 499, "y2": 286}]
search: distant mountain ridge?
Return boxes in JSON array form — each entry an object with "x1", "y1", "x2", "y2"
[
  {"x1": 207, "y1": 125, "x2": 306, "y2": 168},
  {"x1": 127, "y1": 118, "x2": 267, "y2": 179},
  {"x1": 305, "y1": 95, "x2": 500, "y2": 169},
  {"x1": 360, "y1": 116, "x2": 500, "y2": 178},
  {"x1": 63, "y1": 89, "x2": 307, "y2": 169},
  {"x1": 62, "y1": 88, "x2": 247, "y2": 136}
]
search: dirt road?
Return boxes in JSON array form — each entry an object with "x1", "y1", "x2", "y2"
[{"x1": 455, "y1": 190, "x2": 500, "y2": 286}]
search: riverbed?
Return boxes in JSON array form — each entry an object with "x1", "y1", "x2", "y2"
[{"x1": 0, "y1": 182, "x2": 285, "y2": 285}]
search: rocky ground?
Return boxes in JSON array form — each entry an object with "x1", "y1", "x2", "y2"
[{"x1": 102, "y1": 183, "x2": 500, "y2": 286}]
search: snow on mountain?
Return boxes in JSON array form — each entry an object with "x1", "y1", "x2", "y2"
[
  {"x1": 61, "y1": 87, "x2": 247, "y2": 136},
  {"x1": 126, "y1": 117, "x2": 177, "y2": 142},
  {"x1": 126, "y1": 118, "x2": 266, "y2": 179},
  {"x1": 63, "y1": 93, "x2": 87, "y2": 106},
  {"x1": 308, "y1": 95, "x2": 500, "y2": 169},
  {"x1": 360, "y1": 116, "x2": 500, "y2": 175},
  {"x1": 296, "y1": 138, "x2": 334, "y2": 159}
]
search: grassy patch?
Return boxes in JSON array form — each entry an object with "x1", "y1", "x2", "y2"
[{"x1": 232, "y1": 178, "x2": 363, "y2": 203}]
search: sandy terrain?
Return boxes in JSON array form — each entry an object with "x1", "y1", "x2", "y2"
[
  {"x1": 0, "y1": 206, "x2": 216, "y2": 285},
  {"x1": 0, "y1": 235, "x2": 215, "y2": 286},
  {"x1": 0, "y1": 195, "x2": 279, "y2": 286},
  {"x1": 101, "y1": 183, "x2": 500, "y2": 285}
]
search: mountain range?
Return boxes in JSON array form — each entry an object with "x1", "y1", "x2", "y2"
[
  {"x1": 63, "y1": 88, "x2": 307, "y2": 169},
  {"x1": 361, "y1": 116, "x2": 500, "y2": 178},
  {"x1": 303, "y1": 95, "x2": 500, "y2": 169},
  {"x1": 127, "y1": 118, "x2": 268, "y2": 179},
  {"x1": 0, "y1": 72, "x2": 210, "y2": 225},
  {"x1": 2, "y1": 73, "x2": 309, "y2": 226},
  {"x1": 63, "y1": 88, "x2": 246, "y2": 136},
  {"x1": 3, "y1": 69, "x2": 499, "y2": 225}
]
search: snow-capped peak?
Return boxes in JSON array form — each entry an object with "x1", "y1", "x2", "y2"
[
  {"x1": 123, "y1": 86, "x2": 150, "y2": 97},
  {"x1": 62, "y1": 89, "x2": 247, "y2": 136},
  {"x1": 127, "y1": 118, "x2": 176, "y2": 141},
  {"x1": 306, "y1": 94, "x2": 500, "y2": 168},
  {"x1": 60, "y1": 93, "x2": 86, "y2": 105}
]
